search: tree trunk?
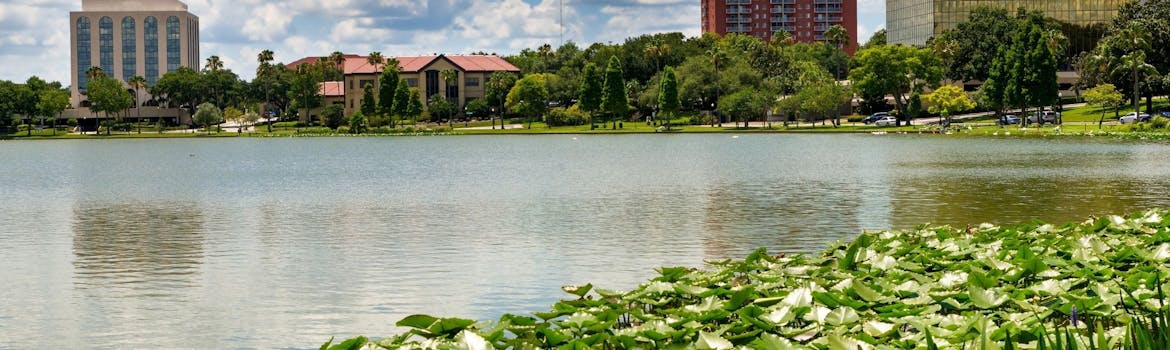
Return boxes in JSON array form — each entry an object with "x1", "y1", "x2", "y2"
[{"x1": 1099, "y1": 110, "x2": 1105, "y2": 130}]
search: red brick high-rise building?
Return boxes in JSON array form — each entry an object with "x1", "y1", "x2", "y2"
[{"x1": 701, "y1": 0, "x2": 857, "y2": 54}]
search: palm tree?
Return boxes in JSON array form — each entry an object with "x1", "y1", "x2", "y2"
[
  {"x1": 257, "y1": 49, "x2": 275, "y2": 132},
  {"x1": 770, "y1": 30, "x2": 794, "y2": 47},
  {"x1": 706, "y1": 47, "x2": 724, "y2": 126},
  {"x1": 128, "y1": 75, "x2": 147, "y2": 132},
  {"x1": 537, "y1": 44, "x2": 554, "y2": 73},
  {"x1": 440, "y1": 69, "x2": 459, "y2": 127},
  {"x1": 85, "y1": 66, "x2": 105, "y2": 80},
  {"x1": 644, "y1": 40, "x2": 671, "y2": 73},
  {"x1": 1113, "y1": 50, "x2": 1158, "y2": 116},
  {"x1": 329, "y1": 51, "x2": 346, "y2": 80},
  {"x1": 367, "y1": 52, "x2": 385, "y2": 73},
  {"x1": 204, "y1": 55, "x2": 223, "y2": 72},
  {"x1": 824, "y1": 24, "x2": 849, "y2": 126}
]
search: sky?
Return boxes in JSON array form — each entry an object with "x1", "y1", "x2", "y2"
[{"x1": 0, "y1": 0, "x2": 886, "y2": 85}]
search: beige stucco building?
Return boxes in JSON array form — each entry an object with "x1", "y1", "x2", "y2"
[
  {"x1": 290, "y1": 54, "x2": 521, "y2": 120},
  {"x1": 70, "y1": 0, "x2": 200, "y2": 112}
]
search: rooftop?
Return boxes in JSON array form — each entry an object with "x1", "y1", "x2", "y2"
[
  {"x1": 289, "y1": 54, "x2": 520, "y2": 75},
  {"x1": 81, "y1": 0, "x2": 189, "y2": 12}
]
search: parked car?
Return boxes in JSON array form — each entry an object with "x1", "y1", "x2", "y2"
[
  {"x1": 1026, "y1": 111, "x2": 1059, "y2": 124},
  {"x1": 862, "y1": 112, "x2": 890, "y2": 125},
  {"x1": 874, "y1": 116, "x2": 898, "y2": 126},
  {"x1": 1160, "y1": 111, "x2": 1170, "y2": 118},
  {"x1": 996, "y1": 114, "x2": 1020, "y2": 126},
  {"x1": 1119, "y1": 112, "x2": 1151, "y2": 124}
]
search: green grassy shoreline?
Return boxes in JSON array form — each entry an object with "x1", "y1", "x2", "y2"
[
  {"x1": 7, "y1": 123, "x2": 1170, "y2": 140},
  {"x1": 325, "y1": 209, "x2": 1170, "y2": 349}
]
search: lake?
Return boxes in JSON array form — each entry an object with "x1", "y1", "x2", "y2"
[{"x1": 2, "y1": 134, "x2": 1169, "y2": 348}]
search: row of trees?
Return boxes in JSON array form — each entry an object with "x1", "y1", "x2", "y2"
[{"x1": 0, "y1": 77, "x2": 70, "y2": 135}]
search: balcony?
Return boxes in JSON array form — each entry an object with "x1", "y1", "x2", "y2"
[
  {"x1": 770, "y1": 6, "x2": 795, "y2": 13},
  {"x1": 727, "y1": 25, "x2": 750, "y2": 32},
  {"x1": 727, "y1": 0, "x2": 750, "y2": 4},
  {"x1": 725, "y1": 6, "x2": 749, "y2": 14},
  {"x1": 815, "y1": 5, "x2": 843, "y2": 13},
  {"x1": 770, "y1": 0, "x2": 795, "y2": 3},
  {"x1": 772, "y1": 25, "x2": 796, "y2": 32},
  {"x1": 726, "y1": 16, "x2": 751, "y2": 23}
]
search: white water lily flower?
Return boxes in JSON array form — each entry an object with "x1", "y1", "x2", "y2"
[
  {"x1": 939, "y1": 271, "x2": 968, "y2": 288},
  {"x1": 1152, "y1": 243, "x2": 1170, "y2": 261},
  {"x1": 1141, "y1": 211, "x2": 1162, "y2": 224},
  {"x1": 867, "y1": 254, "x2": 898, "y2": 270},
  {"x1": 457, "y1": 330, "x2": 489, "y2": 350}
]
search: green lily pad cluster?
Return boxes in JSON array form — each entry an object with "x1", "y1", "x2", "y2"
[{"x1": 334, "y1": 210, "x2": 1170, "y2": 349}]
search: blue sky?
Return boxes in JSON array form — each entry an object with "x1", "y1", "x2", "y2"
[{"x1": 0, "y1": 0, "x2": 886, "y2": 85}]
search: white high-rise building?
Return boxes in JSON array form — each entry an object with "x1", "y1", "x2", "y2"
[{"x1": 70, "y1": 0, "x2": 199, "y2": 109}]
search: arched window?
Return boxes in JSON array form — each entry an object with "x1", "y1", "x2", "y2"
[
  {"x1": 99, "y1": 17, "x2": 114, "y2": 75},
  {"x1": 122, "y1": 17, "x2": 136, "y2": 81},
  {"x1": 144, "y1": 17, "x2": 158, "y2": 85},
  {"x1": 76, "y1": 17, "x2": 91, "y2": 90},
  {"x1": 166, "y1": 16, "x2": 180, "y2": 71}
]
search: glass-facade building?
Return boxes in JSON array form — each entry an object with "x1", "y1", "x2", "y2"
[
  {"x1": 70, "y1": 0, "x2": 199, "y2": 109},
  {"x1": 888, "y1": 0, "x2": 1126, "y2": 47}
]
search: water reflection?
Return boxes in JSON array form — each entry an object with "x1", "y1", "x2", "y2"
[
  {"x1": 702, "y1": 181, "x2": 870, "y2": 257},
  {"x1": 72, "y1": 201, "x2": 205, "y2": 297}
]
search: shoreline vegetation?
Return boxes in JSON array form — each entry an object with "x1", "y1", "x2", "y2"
[{"x1": 324, "y1": 209, "x2": 1170, "y2": 350}]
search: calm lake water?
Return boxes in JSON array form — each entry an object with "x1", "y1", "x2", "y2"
[{"x1": 2, "y1": 134, "x2": 1170, "y2": 348}]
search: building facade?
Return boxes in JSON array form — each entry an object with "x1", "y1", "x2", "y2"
[
  {"x1": 70, "y1": 0, "x2": 200, "y2": 109},
  {"x1": 887, "y1": 0, "x2": 1126, "y2": 47},
  {"x1": 290, "y1": 54, "x2": 521, "y2": 120},
  {"x1": 701, "y1": 0, "x2": 858, "y2": 54}
]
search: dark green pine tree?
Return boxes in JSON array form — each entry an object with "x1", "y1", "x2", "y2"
[
  {"x1": 579, "y1": 62, "x2": 603, "y2": 127},
  {"x1": 361, "y1": 82, "x2": 377, "y2": 117},
  {"x1": 600, "y1": 56, "x2": 627, "y2": 129},
  {"x1": 378, "y1": 67, "x2": 399, "y2": 127},
  {"x1": 657, "y1": 66, "x2": 679, "y2": 130}
]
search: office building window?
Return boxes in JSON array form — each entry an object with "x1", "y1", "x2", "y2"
[
  {"x1": 99, "y1": 17, "x2": 114, "y2": 75},
  {"x1": 144, "y1": 17, "x2": 158, "y2": 85},
  {"x1": 77, "y1": 17, "x2": 91, "y2": 90},
  {"x1": 122, "y1": 17, "x2": 136, "y2": 81},
  {"x1": 166, "y1": 16, "x2": 180, "y2": 71}
]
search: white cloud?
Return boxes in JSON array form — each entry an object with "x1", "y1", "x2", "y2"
[
  {"x1": 595, "y1": 4, "x2": 699, "y2": 44},
  {"x1": 242, "y1": 3, "x2": 295, "y2": 42}
]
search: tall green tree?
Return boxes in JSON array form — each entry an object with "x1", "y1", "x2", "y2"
[
  {"x1": 289, "y1": 63, "x2": 324, "y2": 124},
  {"x1": 393, "y1": 78, "x2": 410, "y2": 124},
  {"x1": 485, "y1": 71, "x2": 518, "y2": 129},
  {"x1": 349, "y1": 110, "x2": 368, "y2": 134},
  {"x1": 361, "y1": 82, "x2": 377, "y2": 116},
  {"x1": 427, "y1": 93, "x2": 456, "y2": 124},
  {"x1": 379, "y1": 62, "x2": 400, "y2": 127},
  {"x1": 924, "y1": 85, "x2": 975, "y2": 126},
  {"x1": 36, "y1": 89, "x2": 69, "y2": 135},
  {"x1": 578, "y1": 62, "x2": 603, "y2": 127},
  {"x1": 192, "y1": 102, "x2": 222, "y2": 134},
  {"x1": 657, "y1": 66, "x2": 680, "y2": 130},
  {"x1": 506, "y1": 74, "x2": 549, "y2": 129},
  {"x1": 600, "y1": 56, "x2": 627, "y2": 129},
  {"x1": 257, "y1": 49, "x2": 275, "y2": 132},
  {"x1": 87, "y1": 75, "x2": 133, "y2": 134},
  {"x1": 849, "y1": 45, "x2": 942, "y2": 126},
  {"x1": 1083, "y1": 83, "x2": 1124, "y2": 129},
  {"x1": 407, "y1": 88, "x2": 423, "y2": 124}
]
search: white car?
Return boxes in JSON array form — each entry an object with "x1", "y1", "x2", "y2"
[
  {"x1": 874, "y1": 116, "x2": 898, "y2": 126},
  {"x1": 1119, "y1": 112, "x2": 1150, "y2": 124}
]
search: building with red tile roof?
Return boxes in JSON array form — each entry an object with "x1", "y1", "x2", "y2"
[{"x1": 289, "y1": 54, "x2": 520, "y2": 120}]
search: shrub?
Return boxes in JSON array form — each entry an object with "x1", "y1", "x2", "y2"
[
  {"x1": 1151, "y1": 116, "x2": 1169, "y2": 129},
  {"x1": 689, "y1": 114, "x2": 714, "y2": 126},
  {"x1": 545, "y1": 106, "x2": 589, "y2": 126},
  {"x1": 1132, "y1": 123, "x2": 1150, "y2": 132},
  {"x1": 846, "y1": 114, "x2": 865, "y2": 123},
  {"x1": 67, "y1": 119, "x2": 78, "y2": 127}
]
